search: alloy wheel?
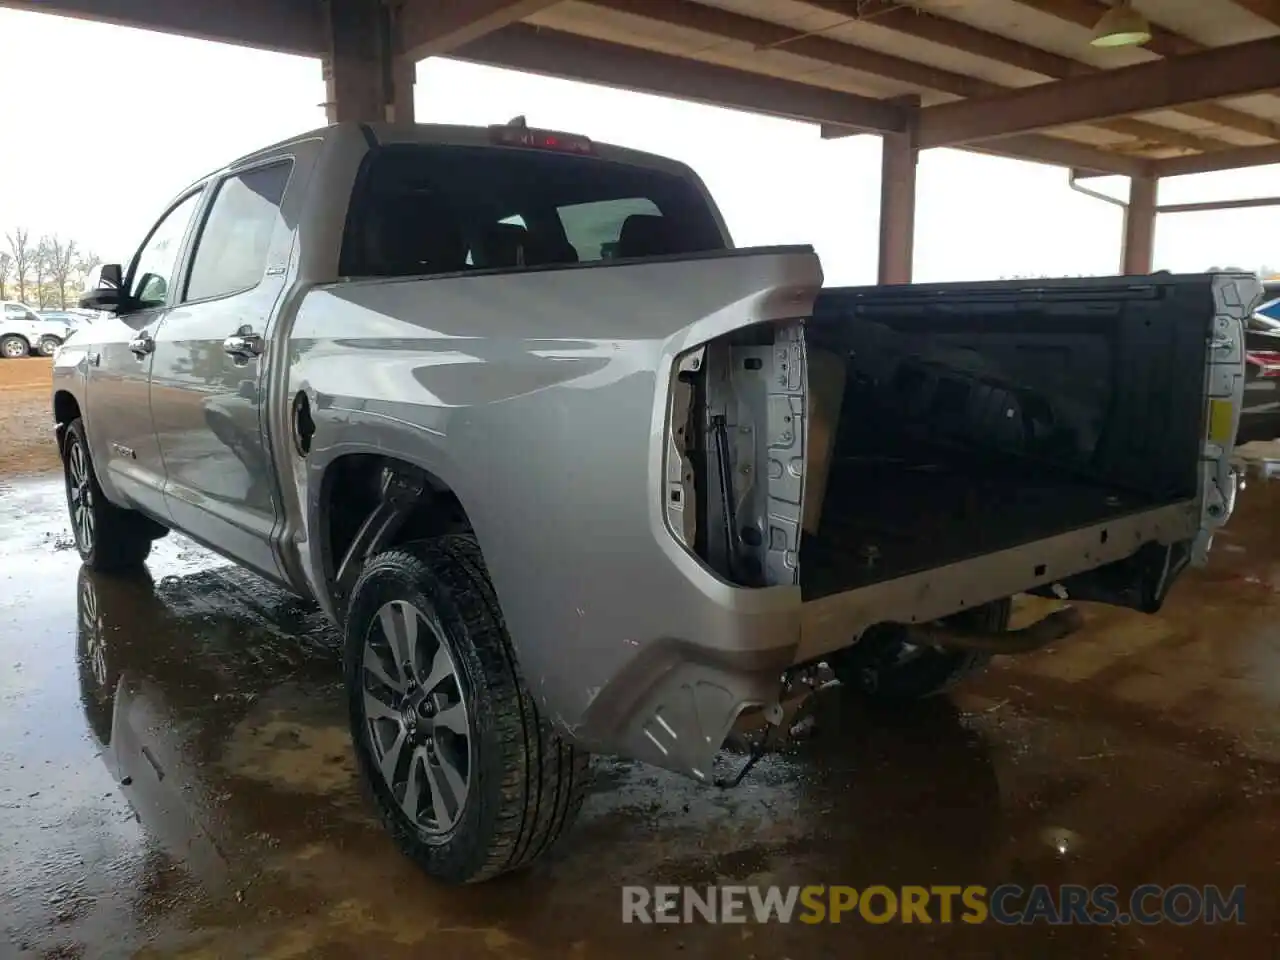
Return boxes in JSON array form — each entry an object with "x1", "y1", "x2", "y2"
[
  {"x1": 66, "y1": 438, "x2": 95, "y2": 553},
  {"x1": 362, "y1": 600, "x2": 472, "y2": 834},
  {"x1": 2, "y1": 339, "x2": 24, "y2": 358},
  {"x1": 79, "y1": 575, "x2": 108, "y2": 690}
]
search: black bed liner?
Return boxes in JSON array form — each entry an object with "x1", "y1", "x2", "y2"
[{"x1": 800, "y1": 275, "x2": 1217, "y2": 599}]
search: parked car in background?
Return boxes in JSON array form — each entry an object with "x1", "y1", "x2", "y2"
[
  {"x1": 39, "y1": 310, "x2": 79, "y2": 342},
  {"x1": 1254, "y1": 284, "x2": 1280, "y2": 330},
  {"x1": 40, "y1": 311, "x2": 91, "y2": 344},
  {"x1": 2, "y1": 300, "x2": 69, "y2": 357}
]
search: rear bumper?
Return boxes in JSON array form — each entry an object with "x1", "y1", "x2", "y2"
[
  {"x1": 578, "y1": 500, "x2": 1203, "y2": 781},
  {"x1": 576, "y1": 618, "x2": 799, "y2": 783},
  {"x1": 569, "y1": 280, "x2": 1250, "y2": 782}
]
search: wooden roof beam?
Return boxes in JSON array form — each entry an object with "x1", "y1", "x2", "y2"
[
  {"x1": 916, "y1": 36, "x2": 1280, "y2": 148},
  {"x1": 1155, "y1": 142, "x2": 1280, "y2": 176},
  {"x1": 1228, "y1": 0, "x2": 1280, "y2": 28},
  {"x1": 454, "y1": 24, "x2": 908, "y2": 133},
  {"x1": 960, "y1": 134, "x2": 1153, "y2": 176},
  {"x1": 0, "y1": 0, "x2": 323, "y2": 55},
  {"x1": 585, "y1": 0, "x2": 992, "y2": 97},
  {"x1": 806, "y1": 0, "x2": 1248, "y2": 149},
  {"x1": 821, "y1": 121, "x2": 1152, "y2": 175},
  {"x1": 399, "y1": 0, "x2": 561, "y2": 59},
  {"x1": 1011, "y1": 0, "x2": 1280, "y2": 140},
  {"x1": 588, "y1": 0, "x2": 1220, "y2": 153},
  {"x1": 811, "y1": 0, "x2": 1095, "y2": 78},
  {"x1": 450, "y1": 5, "x2": 1139, "y2": 174}
]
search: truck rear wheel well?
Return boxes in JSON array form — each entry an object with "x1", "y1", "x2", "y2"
[
  {"x1": 53, "y1": 391, "x2": 81, "y2": 451},
  {"x1": 320, "y1": 454, "x2": 473, "y2": 608}
]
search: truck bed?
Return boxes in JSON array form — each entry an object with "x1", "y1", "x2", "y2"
[
  {"x1": 803, "y1": 447, "x2": 1148, "y2": 597},
  {"x1": 798, "y1": 275, "x2": 1218, "y2": 600}
]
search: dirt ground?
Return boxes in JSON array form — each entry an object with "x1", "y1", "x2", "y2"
[
  {"x1": 0, "y1": 357, "x2": 59, "y2": 477},
  {"x1": 2, "y1": 362, "x2": 1279, "y2": 956},
  {"x1": 2, "y1": 467, "x2": 1279, "y2": 958}
]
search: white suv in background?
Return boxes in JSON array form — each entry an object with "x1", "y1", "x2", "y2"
[{"x1": 1, "y1": 300, "x2": 70, "y2": 357}]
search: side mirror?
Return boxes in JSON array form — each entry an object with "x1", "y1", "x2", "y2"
[
  {"x1": 135, "y1": 272, "x2": 167, "y2": 305},
  {"x1": 79, "y1": 263, "x2": 125, "y2": 313}
]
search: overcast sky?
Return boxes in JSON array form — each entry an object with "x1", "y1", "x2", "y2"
[{"x1": 0, "y1": 7, "x2": 1275, "y2": 286}]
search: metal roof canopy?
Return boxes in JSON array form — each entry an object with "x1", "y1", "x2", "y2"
[{"x1": 8, "y1": 0, "x2": 1280, "y2": 278}]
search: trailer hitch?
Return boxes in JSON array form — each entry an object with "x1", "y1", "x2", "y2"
[
  {"x1": 914, "y1": 605, "x2": 1084, "y2": 653},
  {"x1": 715, "y1": 665, "x2": 826, "y2": 789},
  {"x1": 715, "y1": 702, "x2": 782, "y2": 788}
]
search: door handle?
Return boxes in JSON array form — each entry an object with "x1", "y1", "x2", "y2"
[
  {"x1": 223, "y1": 326, "x2": 264, "y2": 360},
  {"x1": 128, "y1": 334, "x2": 154, "y2": 358}
]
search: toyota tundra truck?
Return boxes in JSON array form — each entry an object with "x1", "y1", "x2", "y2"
[{"x1": 52, "y1": 119, "x2": 1255, "y2": 884}]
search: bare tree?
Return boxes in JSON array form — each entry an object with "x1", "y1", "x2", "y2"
[
  {"x1": 47, "y1": 236, "x2": 78, "y2": 309},
  {"x1": 71, "y1": 249, "x2": 101, "y2": 299},
  {"x1": 0, "y1": 232, "x2": 101, "y2": 305},
  {"x1": 6, "y1": 228, "x2": 32, "y2": 303},
  {"x1": 34, "y1": 236, "x2": 57, "y2": 308}
]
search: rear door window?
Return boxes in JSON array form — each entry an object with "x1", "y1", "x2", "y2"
[
  {"x1": 184, "y1": 160, "x2": 293, "y2": 303},
  {"x1": 340, "y1": 144, "x2": 725, "y2": 278}
]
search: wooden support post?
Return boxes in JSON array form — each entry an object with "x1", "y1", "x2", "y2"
[
  {"x1": 322, "y1": 0, "x2": 414, "y2": 124},
  {"x1": 877, "y1": 98, "x2": 919, "y2": 285},
  {"x1": 1121, "y1": 174, "x2": 1158, "y2": 275},
  {"x1": 388, "y1": 52, "x2": 416, "y2": 124}
]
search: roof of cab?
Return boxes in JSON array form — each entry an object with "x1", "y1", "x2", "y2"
[{"x1": 200, "y1": 120, "x2": 697, "y2": 188}]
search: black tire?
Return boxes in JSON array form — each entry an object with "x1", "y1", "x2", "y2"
[
  {"x1": 38, "y1": 336, "x2": 62, "y2": 357},
  {"x1": 830, "y1": 599, "x2": 1011, "y2": 703},
  {"x1": 344, "y1": 536, "x2": 589, "y2": 884},
  {"x1": 62, "y1": 418, "x2": 162, "y2": 573},
  {"x1": 1, "y1": 334, "x2": 28, "y2": 359}
]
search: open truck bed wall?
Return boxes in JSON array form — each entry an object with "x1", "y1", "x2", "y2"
[
  {"x1": 798, "y1": 275, "x2": 1226, "y2": 599},
  {"x1": 291, "y1": 251, "x2": 1254, "y2": 779}
]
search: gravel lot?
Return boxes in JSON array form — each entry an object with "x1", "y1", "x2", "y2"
[{"x1": 0, "y1": 357, "x2": 58, "y2": 478}]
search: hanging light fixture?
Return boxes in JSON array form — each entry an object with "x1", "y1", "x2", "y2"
[{"x1": 1090, "y1": 0, "x2": 1152, "y2": 47}]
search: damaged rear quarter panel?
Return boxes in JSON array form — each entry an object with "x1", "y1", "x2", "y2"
[{"x1": 289, "y1": 248, "x2": 822, "y2": 740}]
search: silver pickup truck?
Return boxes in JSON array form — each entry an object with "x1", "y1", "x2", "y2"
[{"x1": 54, "y1": 119, "x2": 1255, "y2": 884}]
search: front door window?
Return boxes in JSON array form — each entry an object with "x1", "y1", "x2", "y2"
[{"x1": 129, "y1": 192, "x2": 203, "y2": 309}]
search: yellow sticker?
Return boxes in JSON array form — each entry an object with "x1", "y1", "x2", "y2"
[{"x1": 1208, "y1": 398, "x2": 1234, "y2": 445}]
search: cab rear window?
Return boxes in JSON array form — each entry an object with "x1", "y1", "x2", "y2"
[{"x1": 339, "y1": 144, "x2": 726, "y2": 278}]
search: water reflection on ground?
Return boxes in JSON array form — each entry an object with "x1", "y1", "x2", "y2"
[{"x1": 0, "y1": 457, "x2": 1277, "y2": 957}]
